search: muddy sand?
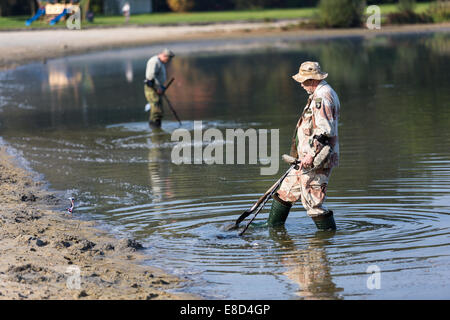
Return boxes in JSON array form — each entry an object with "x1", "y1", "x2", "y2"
[{"x1": 0, "y1": 145, "x2": 196, "y2": 300}]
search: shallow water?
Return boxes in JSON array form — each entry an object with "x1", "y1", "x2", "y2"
[{"x1": 1, "y1": 32, "x2": 449, "y2": 299}]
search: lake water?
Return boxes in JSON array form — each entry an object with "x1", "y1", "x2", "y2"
[{"x1": 1, "y1": 32, "x2": 449, "y2": 299}]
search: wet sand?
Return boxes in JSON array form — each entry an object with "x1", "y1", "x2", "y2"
[
  {"x1": 1, "y1": 21, "x2": 449, "y2": 71},
  {"x1": 0, "y1": 145, "x2": 196, "y2": 299}
]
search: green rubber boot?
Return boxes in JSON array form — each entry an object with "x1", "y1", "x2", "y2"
[
  {"x1": 149, "y1": 119, "x2": 162, "y2": 128},
  {"x1": 267, "y1": 193, "x2": 293, "y2": 227},
  {"x1": 311, "y1": 210, "x2": 336, "y2": 231},
  {"x1": 252, "y1": 193, "x2": 292, "y2": 228}
]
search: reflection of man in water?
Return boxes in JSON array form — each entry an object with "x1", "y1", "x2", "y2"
[
  {"x1": 144, "y1": 49, "x2": 175, "y2": 128},
  {"x1": 125, "y1": 60, "x2": 133, "y2": 83},
  {"x1": 269, "y1": 228, "x2": 341, "y2": 299},
  {"x1": 147, "y1": 130, "x2": 174, "y2": 203},
  {"x1": 265, "y1": 61, "x2": 340, "y2": 231}
]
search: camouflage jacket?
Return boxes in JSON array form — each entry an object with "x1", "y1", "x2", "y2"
[{"x1": 289, "y1": 80, "x2": 340, "y2": 169}]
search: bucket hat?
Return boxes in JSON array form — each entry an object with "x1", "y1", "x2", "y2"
[{"x1": 292, "y1": 61, "x2": 328, "y2": 83}]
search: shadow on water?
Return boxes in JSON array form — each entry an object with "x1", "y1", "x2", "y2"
[{"x1": 0, "y1": 32, "x2": 449, "y2": 299}]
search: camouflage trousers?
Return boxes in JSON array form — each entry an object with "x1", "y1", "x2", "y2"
[
  {"x1": 144, "y1": 85, "x2": 163, "y2": 124},
  {"x1": 277, "y1": 167, "x2": 332, "y2": 217}
]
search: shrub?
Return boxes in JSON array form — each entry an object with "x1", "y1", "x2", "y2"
[
  {"x1": 166, "y1": 0, "x2": 195, "y2": 12},
  {"x1": 318, "y1": 0, "x2": 365, "y2": 28},
  {"x1": 233, "y1": 0, "x2": 274, "y2": 9},
  {"x1": 398, "y1": 0, "x2": 416, "y2": 13},
  {"x1": 428, "y1": 0, "x2": 450, "y2": 22},
  {"x1": 386, "y1": 0, "x2": 433, "y2": 24},
  {"x1": 386, "y1": 11, "x2": 433, "y2": 24},
  {"x1": 89, "y1": 0, "x2": 103, "y2": 14}
]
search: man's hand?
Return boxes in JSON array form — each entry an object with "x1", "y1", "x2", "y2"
[
  {"x1": 300, "y1": 154, "x2": 314, "y2": 170},
  {"x1": 157, "y1": 85, "x2": 167, "y2": 95}
]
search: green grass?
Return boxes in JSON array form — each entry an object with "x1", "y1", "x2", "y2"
[
  {"x1": 97, "y1": 8, "x2": 317, "y2": 26},
  {"x1": 0, "y1": 3, "x2": 435, "y2": 31},
  {"x1": 378, "y1": 2, "x2": 432, "y2": 15}
]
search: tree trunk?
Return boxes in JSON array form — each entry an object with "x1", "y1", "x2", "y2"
[{"x1": 30, "y1": 0, "x2": 36, "y2": 15}]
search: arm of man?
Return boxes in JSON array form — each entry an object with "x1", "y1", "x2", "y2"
[
  {"x1": 145, "y1": 58, "x2": 156, "y2": 82},
  {"x1": 302, "y1": 97, "x2": 337, "y2": 168},
  {"x1": 145, "y1": 58, "x2": 164, "y2": 93},
  {"x1": 313, "y1": 97, "x2": 337, "y2": 139}
]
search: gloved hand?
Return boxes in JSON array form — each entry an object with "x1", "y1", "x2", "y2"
[
  {"x1": 300, "y1": 154, "x2": 314, "y2": 169},
  {"x1": 157, "y1": 85, "x2": 166, "y2": 95}
]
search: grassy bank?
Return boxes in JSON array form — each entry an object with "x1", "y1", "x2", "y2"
[{"x1": 0, "y1": 3, "x2": 433, "y2": 31}]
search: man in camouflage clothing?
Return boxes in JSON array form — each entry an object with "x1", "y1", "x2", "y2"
[
  {"x1": 265, "y1": 61, "x2": 340, "y2": 230},
  {"x1": 144, "y1": 49, "x2": 175, "y2": 127}
]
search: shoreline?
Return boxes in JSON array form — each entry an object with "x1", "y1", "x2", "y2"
[
  {"x1": 1, "y1": 22, "x2": 449, "y2": 71},
  {"x1": 0, "y1": 142, "x2": 196, "y2": 300}
]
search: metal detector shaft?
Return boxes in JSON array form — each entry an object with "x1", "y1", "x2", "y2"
[
  {"x1": 234, "y1": 176, "x2": 284, "y2": 227},
  {"x1": 239, "y1": 164, "x2": 297, "y2": 236},
  {"x1": 164, "y1": 78, "x2": 174, "y2": 92},
  {"x1": 233, "y1": 155, "x2": 301, "y2": 229},
  {"x1": 162, "y1": 94, "x2": 182, "y2": 126}
]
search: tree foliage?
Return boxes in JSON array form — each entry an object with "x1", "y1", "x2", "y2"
[
  {"x1": 166, "y1": 0, "x2": 195, "y2": 12},
  {"x1": 318, "y1": 0, "x2": 365, "y2": 28}
]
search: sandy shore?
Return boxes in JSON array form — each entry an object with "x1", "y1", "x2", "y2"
[
  {"x1": 0, "y1": 145, "x2": 196, "y2": 300},
  {"x1": 1, "y1": 21, "x2": 449, "y2": 71}
]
